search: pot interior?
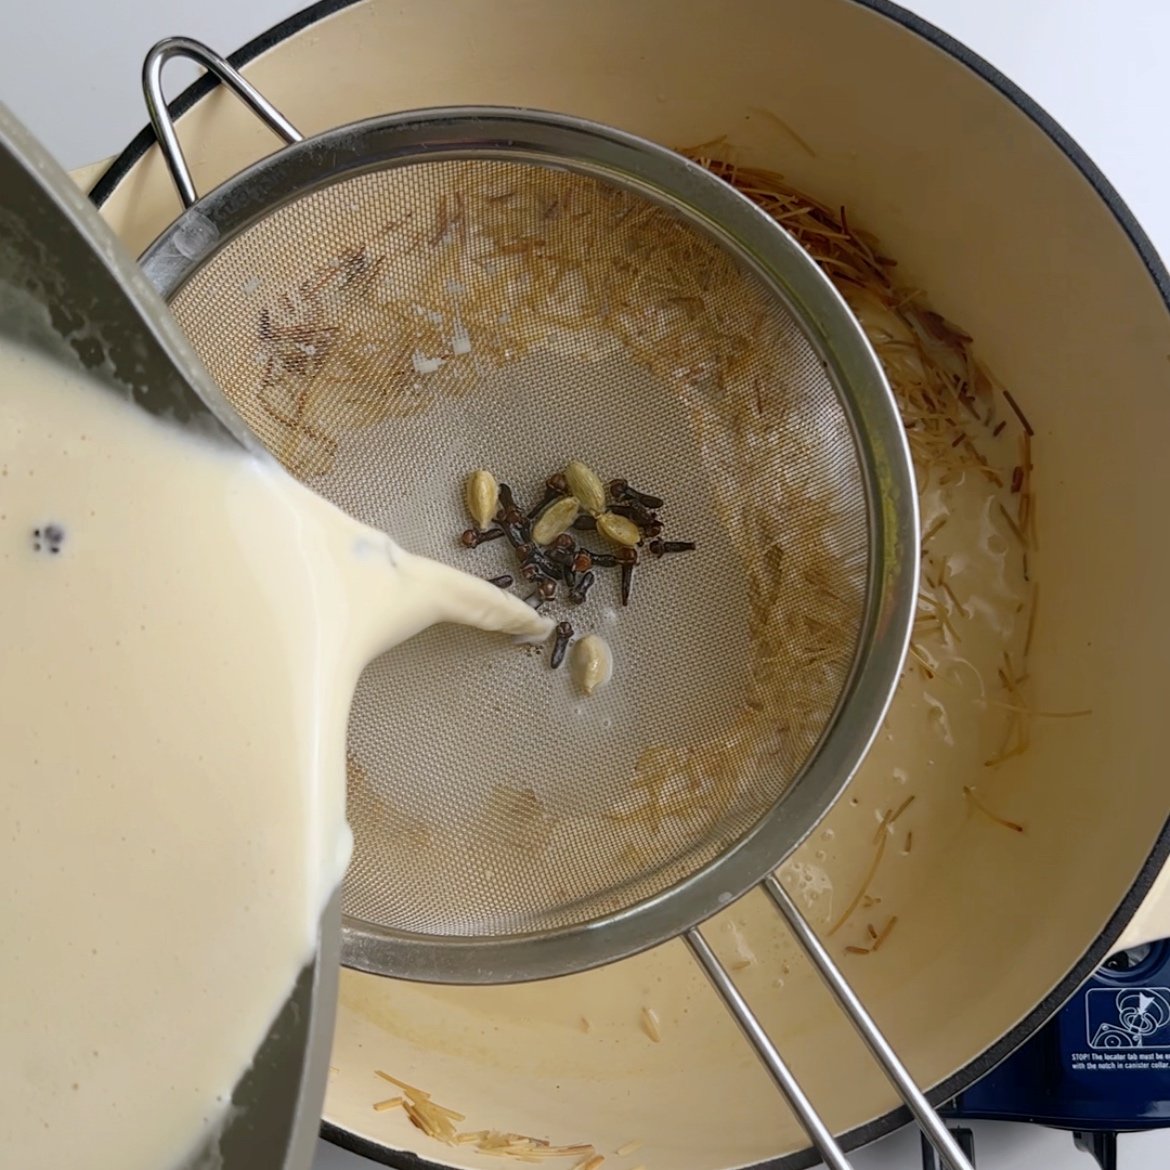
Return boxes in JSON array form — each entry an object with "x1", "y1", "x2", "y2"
[{"x1": 95, "y1": 0, "x2": 1170, "y2": 1165}]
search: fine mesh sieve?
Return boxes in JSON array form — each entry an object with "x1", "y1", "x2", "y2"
[
  {"x1": 138, "y1": 38, "x2": 970, "y2": 1170},
  {"x1": 164, "y1": 155, "x2": 876, "y2": 949}
]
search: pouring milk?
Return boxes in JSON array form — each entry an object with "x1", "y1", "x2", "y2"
[{"x1": 0, "y1": 336, "x2": 551, "y2": 1170}]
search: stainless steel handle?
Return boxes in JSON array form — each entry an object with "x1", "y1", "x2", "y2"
[
  {"x1": 142, "y1": 36, "x2": 302, "y2": 208},
  {"x1": 687, "y1": 884, "x2": 975, "y2": 1170},
  {"x1": 685, "y1": 927, "x2": 854, "y2": 1170},
  {"x1": 764, "y1": 876, "x2": 974, "y2": 1169}
]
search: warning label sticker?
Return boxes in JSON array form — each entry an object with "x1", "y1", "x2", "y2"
[{"x1": 1068, "y1": 986, "x2": 1170, "y2": 1071}]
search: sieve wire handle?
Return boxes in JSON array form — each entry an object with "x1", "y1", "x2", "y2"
[
  {"x1": 142, "y1": 37, "x2": 302, "y2": 208},
  {"x1": 684, "y1": 928, "x2": 854, "y2": 1170},
  {"x1": 763, "y1": 876, "x2": 975, "y2": 1169},
  {"x1": 686, "y1": 883, "x2": 975, "y2": 1170}
]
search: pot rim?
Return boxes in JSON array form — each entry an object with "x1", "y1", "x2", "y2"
[{"x1": 87, "y1": 0, "x2": 1170, "y2": 1165}]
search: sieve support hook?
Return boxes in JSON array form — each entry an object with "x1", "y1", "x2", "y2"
[
  {"x1": 684, "y1": 927, "x2": 855, "y2": 1170},
  {"x1": 686, "y1": 881, "x2": 975, "y2": 1170},
  {"x1": 142, "y1": 37, "x2": 302, "y2": 208}
]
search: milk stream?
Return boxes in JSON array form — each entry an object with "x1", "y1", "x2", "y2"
[{"x1": 0, "y1": 339, "x2": 550, "y2": 1170}]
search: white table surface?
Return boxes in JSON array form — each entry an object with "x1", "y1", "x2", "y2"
[{"x1": 3, "y1": 0, "x2": 1169, "y2": 1166}]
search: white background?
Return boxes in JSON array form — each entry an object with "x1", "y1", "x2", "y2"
[{"x1": 2, "y1": 1, "x2": 1169, "y2": 1167}]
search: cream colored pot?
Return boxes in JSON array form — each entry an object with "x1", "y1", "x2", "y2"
[{"x1": 85, "y1": 1, "x2": 1170, "y2": 1166}]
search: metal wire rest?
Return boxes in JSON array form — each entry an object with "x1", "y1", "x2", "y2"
[
  {"x1": 138, "y1": 37, "x2": 973, "y2": 1170},
  {"x1": 684, "y1": 881, "x2": 974, "y2": 1170}
]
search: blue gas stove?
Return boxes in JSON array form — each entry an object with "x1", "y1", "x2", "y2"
[{"x1": 919, "y1": 940, "x2": 1170, "y2": 1169}]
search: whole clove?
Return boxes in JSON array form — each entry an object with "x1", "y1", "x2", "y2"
[
  {"x1": 586, "y1": 548, "x2": 618, "y2": 568},
  {"x1": 495, "y1": 482, "x2": 519, "y2": 522},
  {"x1": 528, "y1": 472, "x2": 570, "y2": 518},
  {"x1": 550, "y1": 621, "x2": 573, "y2": 669},
  {"x1": 528, "y1": 486, "x2": 561, "y2": 518},
  {"x1": 608, "y1": 478, "x2": 665, "y2": 510},
  {"x1": 648, "y1": 539, "x2": 696, "y2": 556},
  {"x1": 542, "y1": 535, "x2": 579, "y2": 574},
  {"x1": 460, "y1": 526, "x2": 505, "y2": 548},
  {"x1": 543, "y1": 544, "x2": 575, "y2": 568},
  {"x1": 501, "y1": 511, "x2": 533, "y2": 550},
  {"x1": 568, "y1": 570, "x2": 596, "y2": 604},
  {"x1": 615, "y1": 546, "x2": 638, "y2": 607},
  {"x1": 520, "y1": 544, "x2": 562, "y2": 581},
  {"x1": 523, "y1": 545, "x2": 570, "y2": 583},
  {"x1": 526, "y1": 578, "x2": 558, "y2": 609},
  {"x1": 608, "y1": 501, "x2": 658, "y2": 529}
]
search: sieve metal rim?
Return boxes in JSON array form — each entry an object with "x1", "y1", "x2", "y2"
[{"x1": 139, "y1": 106, "x2": 919, "y2": 985}]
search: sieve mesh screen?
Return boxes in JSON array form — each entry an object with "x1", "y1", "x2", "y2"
[{"x1": 166, "y1": 157, "x2": 868, "y2": 940}]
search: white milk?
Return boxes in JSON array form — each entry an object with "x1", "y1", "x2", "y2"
[{"x1": 0, "y1": 339, "x2": 550, "y2": 1170}]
